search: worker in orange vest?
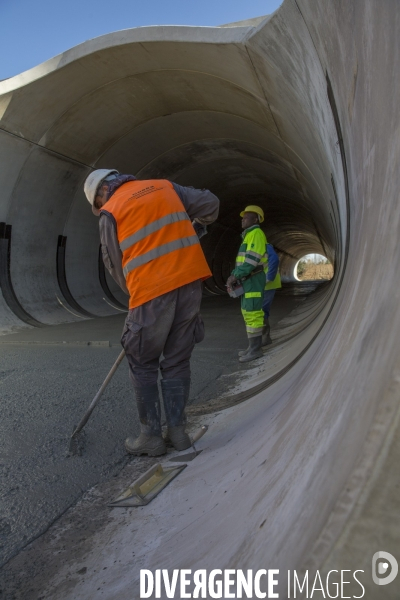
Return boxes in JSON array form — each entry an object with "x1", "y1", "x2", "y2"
[{"x1": 84, "y1": 169, "x2": 219, "y2": 457}]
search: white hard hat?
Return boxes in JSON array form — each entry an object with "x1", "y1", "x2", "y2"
[{"x1": 84, "y1": 169, "x2": 119, "y2": 215}]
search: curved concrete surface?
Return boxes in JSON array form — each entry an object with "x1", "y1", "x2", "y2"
[
  {"x1": 0, "y1": 3, "x2": 342, "y2": 330},
  {"x1": 0, "y1": 0, "x2": 399, "y2": 596}
]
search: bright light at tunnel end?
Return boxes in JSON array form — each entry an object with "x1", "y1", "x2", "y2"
[{"x1": 295, "y1": 254, "x2": 334, "y2": 282}]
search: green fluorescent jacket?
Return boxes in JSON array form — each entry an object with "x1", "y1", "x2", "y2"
[{"x1": 232, "y1": 225, "x2": 267, "y2": 279}]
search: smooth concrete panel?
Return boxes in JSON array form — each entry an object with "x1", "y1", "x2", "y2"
[
  {"x1": 6, "y1": 149, "x2": 86, "y2": 323},
  {"x1": 0, "y1": 289, "x2": 33, "y2": 335},
  {"x1": 41, "y1": 71, "x2": 276, "y2": 165},
  {"x1": 62, "y1": 185, "x2": 126, "y2": 317},
  {"x1": 0, "y1": 31, "x2": 260, "y2": 144},
  {"x1": 99, "y1": 111, "x2": 288, "y2": 178},
  {"x1": 0, "y1": 131, "x2": 33, "y2": 222}
]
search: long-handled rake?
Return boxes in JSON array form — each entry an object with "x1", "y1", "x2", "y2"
[{"x1": 68, "y1": 349, "x2": 126, "y2": 456}]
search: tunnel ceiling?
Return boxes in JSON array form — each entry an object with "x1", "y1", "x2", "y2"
[{"x1": 0, "y1": 2, "x2": 347, "y2": 326}]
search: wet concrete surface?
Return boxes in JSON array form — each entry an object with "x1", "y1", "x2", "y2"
[{"x1": 0, "y1": 290, "x2": 305, "y2": 569}]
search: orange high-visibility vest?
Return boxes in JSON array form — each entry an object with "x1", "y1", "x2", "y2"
[{"x1": 101, "y1": 179, "x2": 211, "y2": 309}]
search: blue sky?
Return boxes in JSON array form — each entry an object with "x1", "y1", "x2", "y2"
[{"x1": 0, "y1": 0, "x2": 283, "y2": 80}]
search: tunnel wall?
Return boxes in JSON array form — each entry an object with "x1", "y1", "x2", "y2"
[
  {"x1": 119, "y1": 4, "x2": 400, "y2": 594},
  {"x1": 1, "y1": 0, "x2": 399, "y2": 588}
]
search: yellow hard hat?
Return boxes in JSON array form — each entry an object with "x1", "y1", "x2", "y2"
[{"x1": 240, "y1": 205, "x2": 264, "y2": 223}]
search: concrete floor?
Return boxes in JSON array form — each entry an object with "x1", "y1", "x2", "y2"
[{"x1": 0, "y1": 290, "x2": 302, "y2": 570}]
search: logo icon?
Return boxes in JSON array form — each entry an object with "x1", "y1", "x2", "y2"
[{"x1": 372, "y1": 551, "x2": 398, "y2": 585}]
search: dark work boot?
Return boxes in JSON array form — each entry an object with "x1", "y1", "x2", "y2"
[
  {"x1": 125, "y1": 384, "x2": 166, "y2": 456},
  {"x1": 262, "y1": 319, "x2": 272, "y2": 347},
  {"x1": 238, "y1": 344, "x2": 250, "y2": 357},
  {"x1": 238, "y1": 336, "x2": 263, "y2": 363},
  {"x1": 125, "y1": 433, "x2": 166, "y2": 456},
  {"x1": 161, "y1": 379, "x2": 192, "y2": 451}
]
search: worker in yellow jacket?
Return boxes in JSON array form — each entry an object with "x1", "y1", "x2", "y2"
[
  {"x1": 227, "y1": 205, "x2": 267, "y2": 362},
  {"x1": 260, "y1": 242, "x2": 282, "y2": 346}
]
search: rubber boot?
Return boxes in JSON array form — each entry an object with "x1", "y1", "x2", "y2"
[
  {"x1": 238, "y1": 345, "x2": 250, "y2": 357},
  {"x1": 161, "y1": 378, "x2": 192, "y2": 451},
  {"x1": 261, "y1": 319, "x2": 272, "y2": 347},
  {"x1": 238, "y1": 336, "x2": 263, "y2": 363},
  {"x1": 125, "y1": 384, "x2": 166, "y2": 456}
]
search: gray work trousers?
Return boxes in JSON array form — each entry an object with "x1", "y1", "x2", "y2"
[{"x1": 121, "y1": 279, "x2": 204, "y2": 388}]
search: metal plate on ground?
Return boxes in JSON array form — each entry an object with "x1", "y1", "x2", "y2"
[
  {"x1": 109, "y1": 463, "x2": 186, "y2": 507},
  {"x1": 168, "y1": 449, "x2": 203, "y2": 463}
]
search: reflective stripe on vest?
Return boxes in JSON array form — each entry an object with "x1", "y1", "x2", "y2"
[
  {"x1": 123, "y1": 234, "x2": 199, "y2": 276},
  {"x1": 246, "y1": 250, "x2": 263, "y2": 260},
  {"x1": 244, "y1": 292, "x2": 262, "y2": 298},
  {"x1": 235, "y1": 228, "x2": 265, "y2": 269},
  {"x1": 236, "y1": 251, "x2": 262, "y2": 268},
  {"x1": 120, "y1": 211, "x2": 190, "y2": 252}
]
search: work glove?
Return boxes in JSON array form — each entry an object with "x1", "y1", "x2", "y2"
[
  {"x1": 192, "y1": 221, "x2": 208, "y2": 239},
  {"x1": 226, "y1": 275, "x2": 238, "y2": 291}
]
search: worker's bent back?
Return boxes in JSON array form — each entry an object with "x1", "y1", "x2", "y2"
[{"x1": 101, "y1": 179, "x2": 211, "y2": 309}]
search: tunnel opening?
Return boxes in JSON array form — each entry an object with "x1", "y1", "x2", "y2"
[{"x1": 295, "y1": 253, "x2": 334, "y2": 282}]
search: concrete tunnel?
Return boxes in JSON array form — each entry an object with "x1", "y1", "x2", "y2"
[{"x1": 0, "y1": 0, "x2": 399, "y2": 597}]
